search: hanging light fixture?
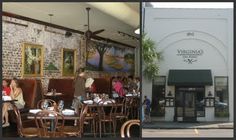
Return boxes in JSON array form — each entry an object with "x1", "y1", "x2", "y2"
[{"x1": 48, "y1": 14, "x2": 53, "y2": 54}]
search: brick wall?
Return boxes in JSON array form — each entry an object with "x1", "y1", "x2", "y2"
[{"x1": 2, "y1": 16, "x2": 132, "y2": 93}]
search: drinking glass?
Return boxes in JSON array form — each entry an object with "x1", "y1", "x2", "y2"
[
  {"x1": 42, "y1": 100, "x2": 49, "y2": 110},
  {"x1": 58, "y1": 100, "x2": 64, "y2": 112}
]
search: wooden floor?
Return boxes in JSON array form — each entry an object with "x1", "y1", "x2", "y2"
[{"x1": 2, "y1": 120, "x2": 140, "y2": 138}]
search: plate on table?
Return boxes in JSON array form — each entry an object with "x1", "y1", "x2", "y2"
[
  {"x1": 45, "y1": 92, "x2": 53, "y2": 96},
  {"x1": 83, "y1": 100, "x2": 93, "y2": 105},
  {"x1": 29, "y1": 109, "x2": 42, "y2": 114},
  {"x1": 56, "y1": 93, "x2": 62, "y2": 95},
  {"x1": 62, "y1": 109, "x2": 75, "y2": 115},
  {"x1": 126, "y1": 94, "x2": 133, "y2": 97}
]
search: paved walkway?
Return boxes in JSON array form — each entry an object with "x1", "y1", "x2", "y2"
[{"x1": 142, "y1": 121, "x2": 234, "y2": 129}]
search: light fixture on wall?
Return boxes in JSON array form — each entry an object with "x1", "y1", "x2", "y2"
[
  {"x1": 167, "y1": 91, "x2": 172, "y2": 96},
  {"x1": 208, "y1": 91, "x2": 213, "y2": 97}
]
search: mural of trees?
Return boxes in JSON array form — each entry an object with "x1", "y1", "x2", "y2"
[{"x1": 86, "y1": 40, "x2": 135, "y2": 72}]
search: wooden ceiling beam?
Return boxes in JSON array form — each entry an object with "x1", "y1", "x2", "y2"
[{"x1": 2, "y1": 11, "x2": 137, "y2": 48}]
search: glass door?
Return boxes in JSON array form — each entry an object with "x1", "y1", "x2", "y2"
[{"x1": 183, "y1": 92, "x2": 196, "y2": 122}]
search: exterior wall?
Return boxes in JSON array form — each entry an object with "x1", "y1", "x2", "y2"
[
  {"x1": 2, "y1": 16, "x2": 135, "y2": 93},
  {"x1": 143, "y1": 8, "x2": 233, "y2": 121}
]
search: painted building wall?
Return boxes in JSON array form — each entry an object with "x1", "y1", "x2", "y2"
[{"x1": 143, "y1": 8, "x2": 233, "y2": 121}]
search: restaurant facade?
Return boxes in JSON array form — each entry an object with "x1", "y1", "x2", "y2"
[{"x1": 142, "y1": 8, "x2": 233, "y2": 122}]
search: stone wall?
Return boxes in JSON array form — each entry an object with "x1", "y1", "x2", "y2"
[{"x1": 2, "y1": 16, "x2": 133, "y2": 93}]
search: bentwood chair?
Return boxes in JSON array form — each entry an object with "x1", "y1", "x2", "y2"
[
  {"x1": 84, "y1": 104, "x2": 98, "y2": 137},
  {"x1": 113, "y1": 100, "x2": 129, "y2": 132},
  {"x1": 37, "y1": 99, "x2": 57, "y2": 109},
  {"x1": 58, "y1": 104, "x2": 89, "y2": 137},
  {"x1": 35, "y1": 110, "x2": 65, "y2": 138},
  {"x1": 120, "y1": 119, "x2": 140, "y2": 138},
  {"x1": 12, "y1": 104, "x2": 39, "y2": 138},
  {"x1": 98, "y1": 99, "x2": 116, "y2": 138}
]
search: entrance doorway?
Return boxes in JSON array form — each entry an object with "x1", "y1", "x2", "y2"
[{"x1": 175, "y1": 87, "x2": 205, "y2": 122}]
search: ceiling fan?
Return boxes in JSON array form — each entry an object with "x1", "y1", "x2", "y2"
[{"x1": 84, "y1": 7, "x2": 105, "y2": 41}]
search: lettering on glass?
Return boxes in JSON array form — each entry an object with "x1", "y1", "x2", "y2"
[{"x1": 177, "y1": 49, "x2": 204, "y2": 64}]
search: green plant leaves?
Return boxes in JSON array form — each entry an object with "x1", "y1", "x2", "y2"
[{"x1": 142, "y1": 34, "x2": 162, "y2": 80}]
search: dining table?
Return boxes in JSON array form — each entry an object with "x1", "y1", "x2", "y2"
[{"x1": 27, "y1": 109, "x2": 79, "y2": 131}]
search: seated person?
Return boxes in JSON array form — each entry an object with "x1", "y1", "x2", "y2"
[
  {"x1": 2, "y1": 79, "x2": 11, "y2": 96},
  {"x1": 127, "y1": 75, "x2": 138, "y2": 94},
  {"x1": 2, "y1": 78, "x2": 25, "y2": 127},
  {"x1": 113, "y1": 76, "x2": 125, "y2": 98}
]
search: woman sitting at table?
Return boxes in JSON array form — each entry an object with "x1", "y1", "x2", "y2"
[
  {"x1": 2, "y1": 79, "x2": 11, "y2": 96},
  {"x1": 2, "y1": 78, "x2": 25, "y2": 127}
]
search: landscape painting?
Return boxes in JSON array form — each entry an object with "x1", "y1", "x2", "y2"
[
  {"x1": 62, "y1": 48, "x2": 76, "y2": 76},
  {"x1": 22, "y1": 43, "x2": 43, "y2": 77},
  {"x1": 86, "y1": 41, "x2": 135, "y2": 73}
]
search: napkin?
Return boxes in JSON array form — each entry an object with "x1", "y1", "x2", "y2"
[
  {"x1": 46, "y1": 92, "x2": 53, "y2": 96},
  {"x1": 62, "y1": 109, "x2": 75, "y2": 115},
  {"x1": 83, "y1": 100, "x2": 93, "y2": 104},
  {"x1": 48, "y1": 107, "x2": 54, "y2": 111},
  {"x1": 2, "y1": 96, "x2": 12, "y2": 101},
  {"x1": 126, "y1": 94, "x2": 133, "y2": 97},
  {"x1": 85, "y1": 78, "x2": 94, "y2": 88},
  {"x1": 29, "y1": 109, "x2": 42, "y2": 114}
]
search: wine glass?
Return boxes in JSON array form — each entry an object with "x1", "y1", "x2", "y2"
[
  {"x1": 42, "y1": 100, "x2": 49, "y2": 110},
  {"x1": 58, "y1": 100, "x2": 64, "y2": 113}
]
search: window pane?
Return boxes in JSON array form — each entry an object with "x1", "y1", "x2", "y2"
[
  {"x1": 215, "y1": 77, "x2": 229, "y2": 117},
  {"x1": 176, "y1": 92, "x2": 184, "y2": 117},
  {"x1": 151, "y1": 76, "x2": 166, "y2": 117}
]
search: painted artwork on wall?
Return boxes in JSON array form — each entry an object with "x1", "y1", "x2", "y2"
[
  {"x1": 62, "y1": 48, "x2": 76, "y2": 76},
  {"x1": 86, "y1": 41, "x2": 135, "y2": 73},
  {"x1": 22, "y1": 43, "x2": 44, "y2": 77}
]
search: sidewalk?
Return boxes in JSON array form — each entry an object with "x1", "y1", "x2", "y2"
[{"x1": 142, "y1": 121, "x2": 234, "y2": 129}]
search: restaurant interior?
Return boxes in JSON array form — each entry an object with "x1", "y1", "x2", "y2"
[{"x1": 2, "y1": 2, "x2": 140, "y2": 138}]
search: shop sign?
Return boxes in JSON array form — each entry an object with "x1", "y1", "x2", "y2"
[{"x1": 177, "y1": 49, "x2": 204, "y2": 64}]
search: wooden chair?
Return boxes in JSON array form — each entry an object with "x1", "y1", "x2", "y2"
[
  {"x1": 35, "y1": 110, "x2": 65, "y2": 138},
  {"x1": 12, "y1": 104, "x2": 39, "y2": 138},
  {"x1": 113, "y1": 101, "x2": 129, "y2": 132},
  {"x1": 58, "y1": 104, "x2": 88, "y2": 137},
  {"x1": 98, "y1": 99, "x2": 116, "y2": 138},
  {"x1": 120, "y1": 119, "x2": 140, "y2": 138},
  {"x1": 37, "y1": 99, "x2": 56, "y2": 109},
  {"x1": 84, "y1": 105, "x2": 98, "y2": 137}
]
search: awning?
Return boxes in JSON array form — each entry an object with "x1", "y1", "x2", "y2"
[{"x1": 167, "y1": 70, "x2": 213, "y2": 86}]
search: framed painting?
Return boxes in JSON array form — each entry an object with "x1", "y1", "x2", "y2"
[
  {"x1": 62, "y1": 48, "x2": 76, "y2": 76},
  {"x1": 22, "y1": 42, "x2": 44, "y2": 77}
]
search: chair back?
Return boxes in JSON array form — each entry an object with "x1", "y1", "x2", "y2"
[
  {"x1": 37, "y1": 99, "x2": 56, "y2": 109},
  {"x1": 120, "y1": 119, "x2": 140, "y2": 138},
  {"x1": 98, "y1": 99, "x2": 116, "y2": 120},
  {"x1": 35, "y1": 110, "x2": 64, "y2": 137},
  {"x1": 78, "y1": 104, "x2": 88, "y2": 135},
  {"x1": 12, "y1": 104, "x2": 24, "y2": 137}
]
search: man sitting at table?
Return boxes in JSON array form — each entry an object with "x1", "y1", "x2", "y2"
[{"x1": 2, "y1": 78, "x2": 25, "y2": 128}]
